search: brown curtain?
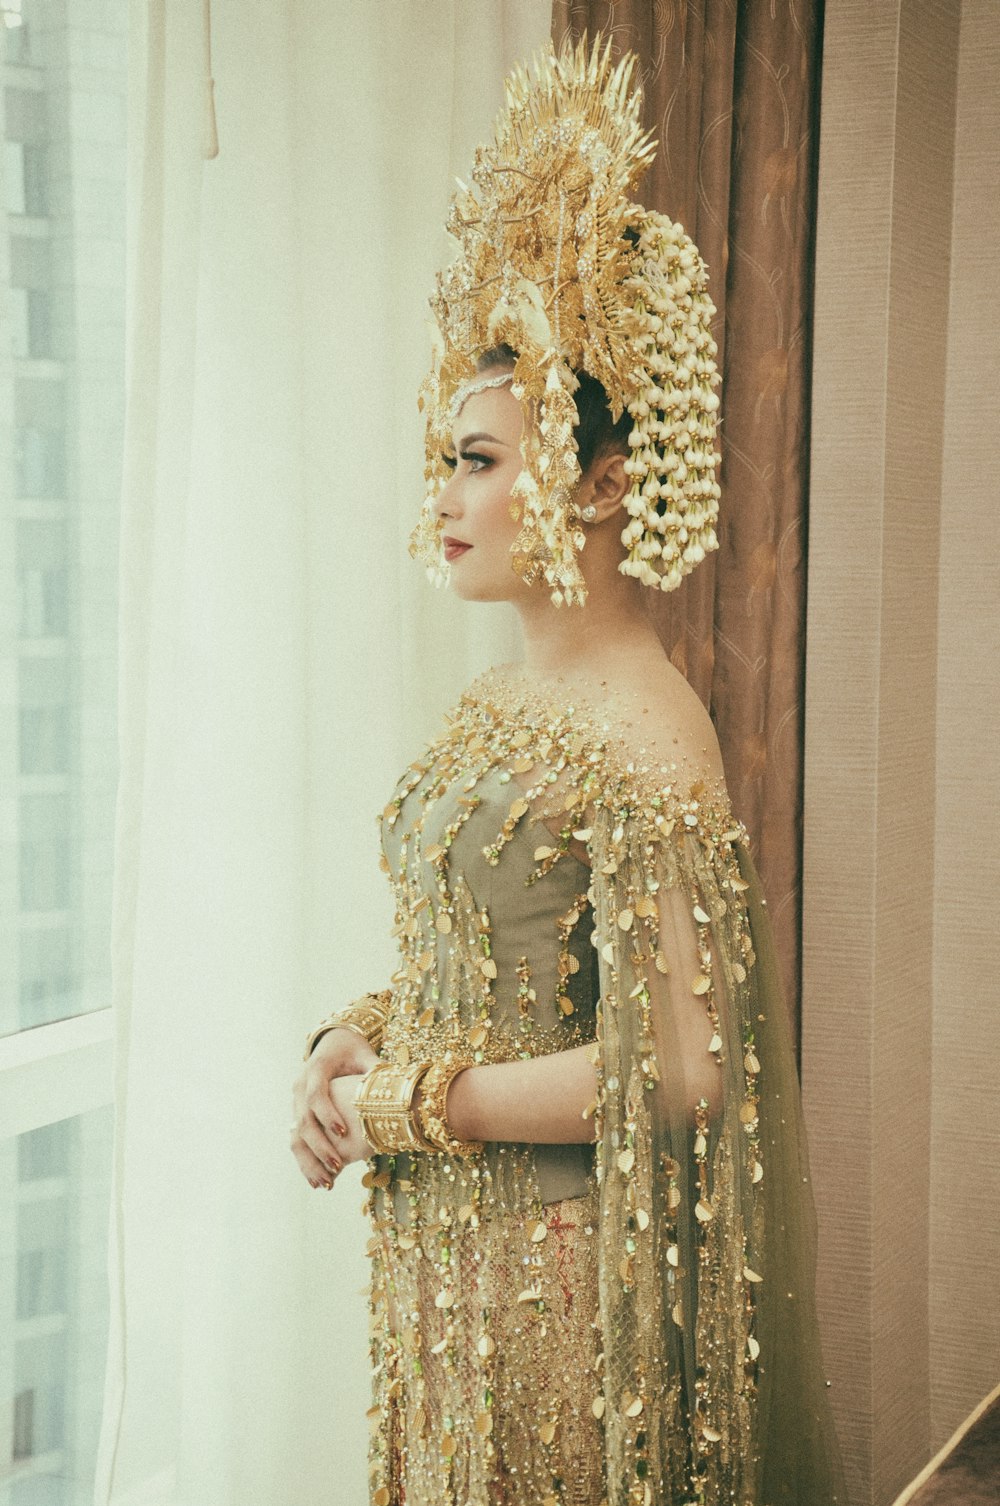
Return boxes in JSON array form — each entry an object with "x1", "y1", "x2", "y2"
[{"x1": 553, "y1": 0, "x2": 823, "y2": 1045}]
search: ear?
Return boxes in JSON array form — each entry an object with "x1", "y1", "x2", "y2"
[{"x1": 578, "y1": 451, "x2": 629, "y2": 522}]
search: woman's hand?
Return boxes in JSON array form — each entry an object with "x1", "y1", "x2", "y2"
[
  {"x1": 290, "y1": 1028, "x2": 378, "y2": 1189},
  {"x1": 326, "y1": 1075, "x2": 373, "y2": 1167}
]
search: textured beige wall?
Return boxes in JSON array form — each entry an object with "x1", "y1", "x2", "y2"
[
  {"x1": 930, "y1": 0, "x2": 1000, "y2": 1451},
  {"x1": 800, "y1": 1, "x2": 993, "y2": 1503}
]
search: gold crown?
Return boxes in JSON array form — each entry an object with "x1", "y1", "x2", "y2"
[{"x1": 410, "y1": 37, "x2": 721, "y2": 606}]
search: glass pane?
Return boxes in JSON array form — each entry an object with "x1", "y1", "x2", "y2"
[
  {"x1": 1, "y1": 1106, "x2": 114, "y2": 1506},
  {"x1": 1, "y1": 0, "x2": 126, "y2": 1037}
]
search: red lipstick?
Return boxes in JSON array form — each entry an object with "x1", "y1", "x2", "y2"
[{"x1": 443, "y1": 537, "x2": 472, "y2": 562}]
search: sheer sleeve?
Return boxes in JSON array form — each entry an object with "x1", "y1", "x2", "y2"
[{"x1": 586, "y1": 781, "x2": 846, "y2": 1505}]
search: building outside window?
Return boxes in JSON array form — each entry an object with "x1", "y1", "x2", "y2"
[{"x1": 1, "y1": 1, "x2": 124, "y2": 1501}]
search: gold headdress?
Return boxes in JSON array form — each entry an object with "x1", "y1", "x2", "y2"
[{"x1": 410, "y1": 37, "x2": 721, "y2": 606}]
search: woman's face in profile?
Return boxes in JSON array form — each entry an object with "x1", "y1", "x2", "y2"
[{"x1": 433, "y1": 380, "x2": 533, "y2": 602}]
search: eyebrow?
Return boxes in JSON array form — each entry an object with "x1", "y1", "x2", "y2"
[{"x1": 455, "y1": 430, "x2": 508, "y2": 448}]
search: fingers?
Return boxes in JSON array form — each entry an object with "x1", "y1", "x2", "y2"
[
  {"x1": 304, "y1": 1069, "x2": 348, "y2": 1140},
  {"x1": 289, "y1": 1110, "x2": 344, "y2": 1187}
]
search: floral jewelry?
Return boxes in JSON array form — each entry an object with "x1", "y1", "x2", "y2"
[{"x1": 410, "y1": 36, "x2": 721, "y2": 606}]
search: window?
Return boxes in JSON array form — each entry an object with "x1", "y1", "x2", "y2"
[{"x1": 1, "y1": 0, "x2": 124, "y2": 1500}]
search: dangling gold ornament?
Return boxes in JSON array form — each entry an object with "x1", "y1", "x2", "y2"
[{"x1": 410, "y1": 36, "x2": 722, "y2": 606}]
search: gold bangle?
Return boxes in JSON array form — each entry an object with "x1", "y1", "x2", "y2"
[
  {"x1": 415, "y1": 1056, "x2": 483, "y2": 1157},
  {"x1": 303, "y1": 990, "x2": 392, "y2": 1061},
  {"x1": 354, "y1": 1061, "x2": 435, "y2": 1155}
]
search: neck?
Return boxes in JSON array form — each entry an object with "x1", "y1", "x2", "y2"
[{"x1": 513, "y1": 560, "x2": 662, "y2": 679}]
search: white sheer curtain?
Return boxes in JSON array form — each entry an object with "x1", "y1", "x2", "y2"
[{"x1": 96, "y1": 4, "x2": 550, "y2": 1503}]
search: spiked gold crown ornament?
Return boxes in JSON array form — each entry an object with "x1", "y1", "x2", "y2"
[{"x1": 409, "y1": 37, "x2": 722, "y2": 606}]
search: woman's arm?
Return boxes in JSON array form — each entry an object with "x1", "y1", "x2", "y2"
[
  {"x1": 326, "y1": 1043, "x2": 599, "y2": 1171},
  {"x1": 440, "y1": 1043, "x2": 598, "y2": 1145}
]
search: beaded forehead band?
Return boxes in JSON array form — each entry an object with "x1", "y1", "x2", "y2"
[
  {"x1": 409, "y1": 37, "x2": 721, "y2": 607},
  {"x1": 447, "y1": 370, "x2": 514, "y2": 425}
]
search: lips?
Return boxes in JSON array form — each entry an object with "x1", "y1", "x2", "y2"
[{"x1": 443, "y1": 537, "x2": 472, "y2": 562}]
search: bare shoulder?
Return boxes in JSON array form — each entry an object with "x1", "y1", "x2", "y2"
[{"x1": 602, "y1": 656, "x2": 727, "y2": 788}]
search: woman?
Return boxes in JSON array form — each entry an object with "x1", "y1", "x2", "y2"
[{"x1": 290, "y1": 40, "x2": 844, "y2": 1506}]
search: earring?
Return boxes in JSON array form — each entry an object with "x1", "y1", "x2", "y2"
[{"x1": 580, "y1": 504, "x2": 597, "y2": 523}]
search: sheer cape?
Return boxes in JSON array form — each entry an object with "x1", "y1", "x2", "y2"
[{"x1": 365, "y1": 668, "x2": 844, "y2": 1506}]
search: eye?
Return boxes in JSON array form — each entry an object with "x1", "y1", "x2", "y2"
[
  {"x1": 461, "y1": 450, "x2": 492, "y2": 473},
  {"x1": 441, "y1": 452, "x2": 457, "y2": 471}
]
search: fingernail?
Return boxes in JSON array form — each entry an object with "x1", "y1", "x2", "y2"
[
  {"x1": 334, "y1": 1122, "x2": 347, "y2": 1137},
  {"x1": 322, "y1": 1179, "x2": 333, "y2": 1190}
]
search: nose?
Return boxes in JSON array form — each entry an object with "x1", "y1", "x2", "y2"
[{"x1": 433, "y1": 472, "x2": 461, "y2": 520}]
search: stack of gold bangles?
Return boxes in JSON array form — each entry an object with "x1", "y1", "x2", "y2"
[
  {"x1": 303, "y1": 992, "x2": 482, "y2": 1157},
  {"x1": 302, "y1": 989, "x2": 392, "y2": 1060}
]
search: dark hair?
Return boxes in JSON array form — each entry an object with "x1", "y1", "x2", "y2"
[{"x1": 476, "y1": 344, "x2": 631, "y2": 475}]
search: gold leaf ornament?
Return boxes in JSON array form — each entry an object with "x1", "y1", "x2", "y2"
[{"x1": 409, "y1": 37, "x2": 722, "y2": 606}]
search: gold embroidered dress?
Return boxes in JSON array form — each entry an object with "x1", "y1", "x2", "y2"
[{"x1": 364, "y1": 669, "x2": 843, "y2": 1506}]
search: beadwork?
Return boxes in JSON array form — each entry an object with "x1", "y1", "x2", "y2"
[
  {"x1": 409, "y1": 37, "x2": 722, "y2": 606},
  {"x1": 357, "y1": 666, "x2": 843, "y2": 1505}
]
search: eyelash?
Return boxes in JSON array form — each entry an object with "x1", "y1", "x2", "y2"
[{"x1": 442, "y1": 451, "x2": 492, "y2": 473}]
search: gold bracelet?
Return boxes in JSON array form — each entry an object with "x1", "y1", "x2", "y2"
[
  {"x1": 415, "y1": 1055, "x2": 483, "y2": 1157},
  {"x1": 354, "y1": 1060, "x2": 435, "y2": 1155},
  {"x1": 302, "y1": 989, "x2": 392, "y2": 1061}
]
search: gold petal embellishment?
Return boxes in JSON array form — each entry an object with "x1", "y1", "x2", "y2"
[
  {"x1": 440, "y1": 1432, "x2": 457, "y2": 1457},
  {"x1": 418, "y1": 1006, "x2": 436, "y2": 1028},
  {"x1": 702, "y1": 1425, "x2": 722, "y2": 1443},
  {"x1": 622, "y1": 1394, "x2": 644, "y2": 1418},
  {"x1": 730, "y1": 875, "x2": 750, "y2": 891},
  {"x1": 424, "y1": 844, "x2": 445, "y2": 863},
  {"x1": 534, "y1": 845, "x2": 556, "y2": 861},
  {"x1": 693, "y1": 904, "x2": 711, "y2": 924},
  {"x1": 692, "y1": 975, "x2": 711, "y2": 995},
  {"x1": 511, "y1": 730, "x2": 531, "y2": 748},
  {"x1": 739, "y1": 1101, "x2": 759, "y2": 1124},
  {"x1": 695, "y1": 1198, "x2": 714, "y2": 1222},
  {"x1": 509, "y1": 797, "x2": 530, "y2": 819},
  {"x1": 745, "y1": 1051, "x2": 761, "y2": 1074},
  {"x1": 480, "y1": 958, "x2": 498, "y2": 979},
  {"x1": 517, "y1": 1286, "x2": 543, "y2": 1304},
  {"x1": 666, "y1": 1243, "x2": 679, "y2": 1267},
  {"x1": 435, "y1": 911, "x2": 452, "y2": 933},
  {"x1": 601, "y1": 942, "x2": 616, "y2": 963},
  {"x1": 617, "y1": 1148, "x2": 636, "y2": 1173},
  {"x1": 617, "y1": 908, "x2": 634, "y2": 931},
  {"x1": 748, "y1": 1336, "x2": 761, "y2": 1361},
  {"x1": 530, "y1": 1220, "x2": 548, "y2": 1243},
  {"x1": 667, "y1": 1186, "x2": 682, "y2": 1211},
  {"x1": 468, "y1": 1024, "x2": 488, "y2": 1048},
  {"x1": 602, "y1": 858, "x2": 619, "y2": 874},
  {"x1": 635, "y1": 896, "x2": 657, "y2": 917},
  {"x1": 396, "y1": 1233, "x2": 417, "y2": 1250},
  {"x1": 431, "y1": 1337, "x2": 449, "y2": 1355},
  {"x1": 592, "y1": 1396, "x2": 606, "y2": 1419},
  {"x1": 512, "y1": 755, "x2": 534, "y2": 773},
  {"x1": 635, "y1": 1207, "x2": 650, "y2": 1231},
  {"x1": 477, "y1": 1334, "x2": 496, "y2": 1358},
  {"x1": 458, "y1": 1203, "x2": 475, "y2": 1222},
  {"x1": 654, "y1": 951, "x2": 670, "y2": 973},
  {"x1": 752, "y1": 1160, "x2": 764, "y2": 1184},
  {"x1": 434, "y1": 1288, "x2": 454, "y2": 1307},
  {"x1": 374, "y1": 1489, "x2": 391, "y2": 1506},
  {"x1": 475, "y1": 1410, "x2": 493, "y2": 1435},
  {"x1": 573, "y1": 826, "x2": 593, "y2": 841},
  {"x1": 708, "y1": 1033, "x2": 723, "y2": 1053},
  {"x1": 672, "y1": 1299, "x2": 684, "y2": 1326},
  {"x1": 732, "y1": 961, "x2": 748, "y2": 982},
  {"x1": 743, "y1": 1265, "x2": 764, "y2": 1283},
  {"x1": 538, "y1": 1420, "x2": 557, "y2": 1445}
]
